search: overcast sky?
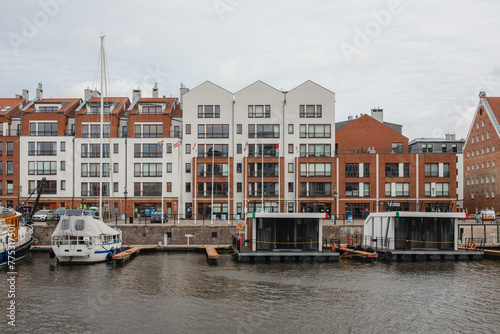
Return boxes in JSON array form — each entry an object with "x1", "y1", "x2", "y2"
[{"x1": 1, "y1": 0, "x2": 500, "y2": 140}]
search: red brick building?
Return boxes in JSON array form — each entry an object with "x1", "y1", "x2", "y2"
[
  {"x1": 463, "y1": 92, "x2": 500, "y2": 214},
  {"x1": 335, "y1": 110, "x2": 458, "y2": 219}
]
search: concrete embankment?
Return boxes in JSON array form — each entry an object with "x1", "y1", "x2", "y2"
[{"x1": 32, "y1": 223, "x2": 363, "y2": 247}]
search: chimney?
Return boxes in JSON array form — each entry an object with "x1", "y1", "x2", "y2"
[
  {"x1": 152, "y1": 83, "x2": 159, "y2": 98},
  {"x1": 479, "y1": 91, "x2": 486, "y2": 98},
  {"x1": 132, "y1": 88, "x2": 141, "y2": 101},
  {"x1": 348, "y1": 115, "x2": 353, "y2": 121},
  {"x1": 371, "y1": 108, "x2": 383, "y2": 123},
  {"x1": 179, "y1": 83, "x2": 189, "y2": 111},
  {"x1": 36, "y1": 82, "x2": 43, "y2": 100},
  {"x1": 15, "y1": 94, "x2": 22, "y2": 99},
  {"x1": 22, "y1": 89, "x2": 29, "y2": 101},
  {"x1": 445, "y1": 133, "x2": 456, "y2": 140},
  {"x1": 84, "y1": 87, "x2": 100, "y2": 100}
]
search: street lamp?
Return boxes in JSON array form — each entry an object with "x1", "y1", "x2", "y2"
[{"x1": 124, "y1": 186, "x2": 128, "y2": 224}]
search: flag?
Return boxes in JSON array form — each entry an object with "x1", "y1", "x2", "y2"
[
  {"x1": 276, "y1": 143, "x2": 279, "y2": 150},
  {"x1": 243, "y1": 141, "x2": 248, "y2": 152},
  {"x1": 192, "y1": 143, "x2": 197, "y2": 151},
  {"x1": 173, "y1": 140, "x2": 181, "y2": 148},
  {"x1": 156, "y1": 140, "x2": 164, "y2": 147}
]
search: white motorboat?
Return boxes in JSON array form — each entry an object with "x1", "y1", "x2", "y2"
[{"x1": 50, "y1": 209, "x2": 122, "y2": 264}]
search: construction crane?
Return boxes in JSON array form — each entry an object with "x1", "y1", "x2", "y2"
[{"x1": 16, "y1": 177, "x2": 47, "y2": 225}]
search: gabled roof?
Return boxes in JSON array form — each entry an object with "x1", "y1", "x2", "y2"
[
  {"x1": 234, "y1": 80, "x2": 283, "y2": 95},
  {"x1": 464, "y1": 95, "x2": 500, "y2": 147},
  {"x1": 76, "y1": 97, "x2": 130, "y2": 117},
  {"x1": 0, "y1": 98, "x2": 24, "y2": 118},
  {"x1": 184, "y1": 81, "x2": 233, "y2": 96},
  {"x1": 128, "y1": 97, "x2": 176, "y2": 115},
  {"x1": 22, "y1": 98, "x2": 81, "y2": 116},
  {"x1": 287, "y1": 80, "x2": 335, "y2": 95}
]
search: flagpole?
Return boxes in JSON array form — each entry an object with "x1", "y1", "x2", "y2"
[
  {"x1": 211, "y1": 143, "x2": 214, "y2": 224},
  {"x1": 261, "y1": 143, "x2": 264, "y2": 211},
  {"x1": 277, "y1": 142, "x2": 280, "y2": 213},
  {"x1": 161, "y1": 140, "x2": 164, "y2": 224}
]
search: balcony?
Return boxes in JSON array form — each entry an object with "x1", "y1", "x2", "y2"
[
  {"x1": 248, "y1": 131, "x2": 279, "y2": 138},
  {"x1": 248, "y1": 191, "x2": 278, "y2": 197},
  {"x1": 197, "y1": 191, "x2": 229, "y2": 197},
  {"x1": 134, "y1": 171, "x2": 163, "y2": 177},
  {"x1": 1, "y1": 129, "x2": 20, "y2": 136},
  {"x1": 134, "y1": 132, "x2": 163, "y2": 138},
  {"x1": 300, "y1": 152, "x2": 332, "y2": 158},
  {"x1": 134, "y1": 191, "x2": 162, "y2": 197},
  {"x1": 248, "y1": 171, "x2": 279, "y2": 177},
  {"x1": 300, "y1": 191, "x2": 332, "y2": 197},
  {"x1": 197, "y1": 171, "x2": 229, "y2": 177},
  {"x1": 81, "y1": 133, "x2": 110, "y2": 138},
  {"x1": 300, "y1": 171, "x2": 332, "y2": 177},
  {"x1": 248, "y1": 152, "x2": 279, "y2": 158},
  {"x1": 170, "y1": 130, "x2": 182, "y2": 139},
  {"x1": 197, "y1": 152, "x2": 229, "y2": 158},
  {"x1": 134, "y1": 152, "x2": 163, "y2": 158},
  {"x1": 29, "y1": 131, "x2": 58, "y2": 136},
  {"x1": 118, "y1": 130, "x2": 128, "y2": 138},
  {"x1": 29, "y1": 150, "x2": 57, "y2": 156},
  {"x1": 29, "y1": 169, "x2": 57, "y2": 175},
  {"x1": 65, "y1": 129, "x2": 75, "y2": 136},
  {"x1": 81, "y1": 191, "x2": 110, "y2": 197}
]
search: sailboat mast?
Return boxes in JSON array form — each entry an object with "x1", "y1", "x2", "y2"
[{"x1": 99, "y1": 35, "x2": 105, "y2": 219}]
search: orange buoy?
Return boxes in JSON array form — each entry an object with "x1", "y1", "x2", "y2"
[
  {"x1": 470, "y1": 241, "x2": 476, "y2": 251},
  {"x1": 349, "y1": 237, "x2": 354, "y2": 245},
  {"x1": 331, "y1": 242, "x2": 337, "y2": 252}
]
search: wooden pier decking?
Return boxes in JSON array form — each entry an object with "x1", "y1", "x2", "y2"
[
  {"x1": 112, "y1": 246, "x2": 156, "y2": 262},
  {"x1": 205, "y1": 246, "x2": 219, "y2": 263}
]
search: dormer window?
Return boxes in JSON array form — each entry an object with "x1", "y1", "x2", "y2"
[
  {"x1": 39, "y1": 106, "x2": 58, "y2": 112},
  {"x1": 90, "y1": 105, "x2": 111, "y2": 114},
  {"x1": 141, "y1": 106, "x2": 162, "y2": 114}
]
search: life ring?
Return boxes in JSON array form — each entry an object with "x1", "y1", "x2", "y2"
[
  {"x1": 470, "y1": 241, "x2": 476, "y2": 251},
  {"x1": 236, "y1": 223, "x2": 244, "y2": 230},
  {"x1": 331, "y1": 242, "x2": 337, "y2": 252},
  {"x1": 349, "y1": 237, "x2": 354, "y2": 245}
]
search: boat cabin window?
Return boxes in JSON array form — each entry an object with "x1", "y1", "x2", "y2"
[
  {"x1": 75, "y1": 220, "x2": 85, "y2": 231},
  {"x1": 61, "y1": 219, "x2": 70, "y2": 230}
]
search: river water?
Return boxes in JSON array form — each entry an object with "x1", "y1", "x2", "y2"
[{"x1": 2, "y1": 252, "x2": 500, "y2": 334}]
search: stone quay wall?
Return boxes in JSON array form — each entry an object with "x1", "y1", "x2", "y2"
[{"x1": 32, "y1": 224, "x2": 364, "y2": 247}]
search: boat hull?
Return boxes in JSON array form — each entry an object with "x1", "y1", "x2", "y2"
[
  {"x1": 0, "y1": 236, "x2": 34, "y2": 266},
  {"x1": 52, "y1": 242, "x2": 122, "y2": 264}
]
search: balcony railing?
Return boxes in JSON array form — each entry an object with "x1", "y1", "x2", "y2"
[
  {"x1": 248, "y1": 171, "x2": 279, "y2": 177},
  {"x1": 300, "y1": 191, "x2": 332, "y2": 197},
  {"x1": 248, "y1": 191, "x2": 278, "y2": 197},
  {"x1": 170, "y1": 131, "x2": 182, "y2": 139},
  {"x1": 29, "y1": 169, "x2": 57, "y2": 175},
  {"x1": 0, "y1": 129, "x2": 20, "y2": 136},
  {"x1": 134, "y1": 171, "x2": 163, "y2": 177},
  {"x1": 300, "y1": 152, "x2": 332, "y2": 158},
  {"x1": 248, "y1": 131, "x2": 279, "y2": 138},
  {"x1": 118, "y1": 130, "x2": 128, "y2": 138},
  {"x1": 197, "y1": 191, "x2": 229, "y2": 197},
  {"x1": 29, "y1": 150, "x2": 57, "y2": 156},
  {"x1": 81, "y1": 133, "x2": 110, "y2": 138},
  {"x1": 81, "y1": 191, "x2": 110, "y2": 197},
  {"x1": 133, "y1": 191, "x2": 162, "y2": 197},
  {"x1": 29, "y1": 131, "x2": 58, "y2": 136},
  {"x1": 64, "y1": 129, "x2": 75, "y2": 136},
  {"x1": 134, "y1": 152, "x2": 163, "y2": 158},
  {"x1": 197, "y1": 153, "x2": 229, "y2": 158},
  {"x1": 248, "y1": 152, "x2": 279, "y2": 158},
  {"x1": 134, "y1": 132, "x2": 163, "y2": 138},
  {"x1": 197, "y1": 171, "x2": 229, "y2": 177},
  {"x1": 300, "y1": 171, "x2": 332, "y2": 177}
]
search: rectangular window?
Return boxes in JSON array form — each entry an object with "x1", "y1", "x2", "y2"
[
  {"x1": 237, "y1": 124, "x2": 242, "y2": 134},
  {"x1": 186, "y1": 144, "x2": 191, "y2": 154},
  {"x1": 237, "y1": 144, "x2": 242, "y2": 154},
  {"x1": 364, "y1": 183, "x2": 370, "y2": 197},
  {"x1": 288, "y1": 182, "x2": 293, "y2": 192},
  {"x1": 7, "y1": 161, "x2": 13, "y2": 175},
  {"x1": 7, "y1": 181, "x2": 13, "y2": 194},
  {"x1": 403, "y1": 163, "x2": 410, "y2": 177},
  {"x1": 61, "y1": 161, "x2": 65, "y2": 171},
  {"x1": 425, "y1": 163, "x2": 439, "y2": 177},
  {"x1": 288, "y1": 163, "x2": 293, "y2": 173},
  {"x1": 288, "y1": 124, "x2": 294, "y2": 134},
  {"x1": 114, "y1": 163, "x2": 118, "y2": 173},
  {"x1": 307, "y1": 124, "x2": 331, "y2": 138},
  {"x1": 166, "y1": 143, "x2": 172, "y2": 154},
  {"x1": 114, "y1": 182, "x2": 119, "y2": 193},
  {"x1": 392, "y1": 142, "x2": 403, "y2": 153},
  {"x1": 186, "y1": 182, "x2": 191, "y2": 193},
  {"x1": 237, "y1": 182, "x2": 242, "y2": 193},
  {"x1": 300, "y1": 144, "x2": 331, "y2": 157},
  {"x1": 186, "y1": 163, "x2": 191, "y2": 173},
  {"x1": 237, "y1": 163, "x2": 242, "y2": 173},
  {"x1": 345, "y1": 163, "x2": 359, "y2": 177},
  {"x1": 385, "y1": 163, "x2": 399, "y2": 177},
  {"x1": 0, "y1": 143, "x2": 2, "y2": 156},
  {"x1": 186, "y1": 124, "x2": 191, "y2": 134},
  {"x1": 167, "y1": 163, "x2": 172, "y2": 173},
  {"x1": 166, "y1": 182, "x2": 172, "y2": 192},
  {"x1": 61, "y1": 180, "x2": 66, "y2": 190},
  {"x1": 385, "y1": 183, "x2": 391, "y2": 196},
  {"x1": 288, "y1": 144, "x2": 293, "y2": 154},
  {"x1": 61, "y1": 142, "x2": 66, "y2": 152},
  {"x1": 345, "y1": 183, "x2": 359, "y2": 197},
  {"x1": 114, "y1": 143, "x2": 119, "y2": 153}
]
